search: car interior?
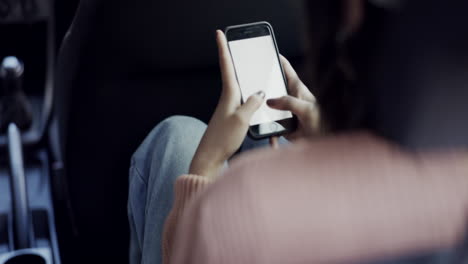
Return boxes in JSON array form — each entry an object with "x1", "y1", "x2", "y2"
[
  {"x1": 1, "y1": 0, "x2": 468, "y2": 263},
  {"x1": 0, "y1": 0, "x2": 306, "y2": 263}
]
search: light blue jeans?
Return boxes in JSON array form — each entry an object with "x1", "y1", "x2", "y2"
[
  {"x1": 127, "y1": 115, "x2": 457, "y2": 264},
  {"x1": 127, "y1": 116, "x2": 276, "y2": 264}
]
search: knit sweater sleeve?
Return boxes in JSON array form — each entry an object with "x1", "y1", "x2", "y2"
[
  {"x1": 169, "y1": 135, "x2": 468, "y2": 264},
  {"x1": 162, "y1": 174, "x2": 213, "y2": 264}
]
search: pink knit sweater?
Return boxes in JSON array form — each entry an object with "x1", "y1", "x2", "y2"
[{"x1": 162, "y1": 133, "x2": 468, "y2": 264}]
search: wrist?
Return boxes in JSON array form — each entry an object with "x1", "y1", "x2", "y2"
[{"x1": 189, "y1": 153, "x2": 225, "y2": 179}]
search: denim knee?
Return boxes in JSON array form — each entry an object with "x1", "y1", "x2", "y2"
[
  {"x1": 157, "y1": 115, "x2": 207, "y2": 142},
  {"x1": 154, "y1": 116, "x2": 207, "y2": 153},
  {"x1": 130, "y1": 115, "x2": 207, "y2": 175}
]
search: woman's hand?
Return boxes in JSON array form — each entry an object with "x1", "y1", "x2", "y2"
[
  {"x1": 189, "y1": 30, "x2": 265, "y2": 178},
  {"x1": 267, "y1": 56, "x2": 323, "y2": 141}
]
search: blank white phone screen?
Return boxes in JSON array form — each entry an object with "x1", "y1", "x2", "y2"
[{"x1": 229, "y1": 35, "x2": 292, "y2": 126}]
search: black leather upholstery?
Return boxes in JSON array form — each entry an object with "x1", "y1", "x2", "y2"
[{"x1": 54, "y1": 0, "x2": 305, "y2": 262}]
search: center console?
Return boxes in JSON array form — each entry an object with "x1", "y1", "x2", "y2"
[{"x1": 0, "y1": 0, "x2": 60, "y2": 263}]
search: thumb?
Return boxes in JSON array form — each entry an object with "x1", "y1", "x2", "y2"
[{"x1": 237, "y1": 91, "x2": 265, "y2": 118}]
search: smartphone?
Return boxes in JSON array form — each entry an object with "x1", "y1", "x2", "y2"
[{"x1": 225, "y1": 22, "x2": 297, "y2": 139}]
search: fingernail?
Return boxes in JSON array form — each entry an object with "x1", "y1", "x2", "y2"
[
  {"x1": 266, "y1": 99, "x2": 275, "y2": 106},
  {"x1": 256, "y1": 91, "x2": 266, "y2": 99}
]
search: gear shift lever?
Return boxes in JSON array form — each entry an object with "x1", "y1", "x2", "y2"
[
  {"x1": 0, "y1": 56, "x2": 33, "y2": 133},
  {"x1": 7, "y1": 123, "x2": 32, "y2": 250}
]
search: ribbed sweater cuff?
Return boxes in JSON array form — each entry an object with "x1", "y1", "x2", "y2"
[
  {"x1": 162, "y1": 174, "x2": 213, "y2": 264},
  {"x1": 174, "y1": 174, "x2": 213, "y2": 207}
]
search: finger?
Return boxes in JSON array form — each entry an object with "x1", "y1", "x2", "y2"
[
  {"x1": 280, "y1": 55, "x2": 302, "y2": 95},
  {"x1": 280, "y1": 55, "x2": 300, "y2": 84},
  {"x1": 269, "y1": 136, "x2": 279, "y2": 149},
  {"x1": 267, "y1": 95, "x2": 311, "y2": 117},
  {"x1": 284, "y1": 131, "x2": 301, "y2": 142},
  {"x1": 280, "y1": 55, "x2": 316, "y2": 101},
  {"x1": 216, "y1": 30, "x2": 237, "y2": 90},
  {"x1": 236, "y1": 91, "x2": 265, "y2": 119}
]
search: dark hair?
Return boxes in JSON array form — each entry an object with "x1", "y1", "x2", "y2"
[
  {"x1": 303, "y1": 1, "x2": 388, "y2": 133},
  {"x1": 305, "y1": 0, "x2": 468, "y2": 149}
]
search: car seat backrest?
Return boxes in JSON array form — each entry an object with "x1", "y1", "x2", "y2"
[{"x1": 54, "y1": 0, "x2": 306, "y2": 262}]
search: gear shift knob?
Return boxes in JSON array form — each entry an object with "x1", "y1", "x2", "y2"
[
  {"x1": 1, "y1": 56, "x2": 25, "y2": 94},
  {"x1": 0, "y1": 56, "x2": 32, "y2": 132},
  {"x1": 1, "y1": 56, "x2": 24, "y2": 76}
]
